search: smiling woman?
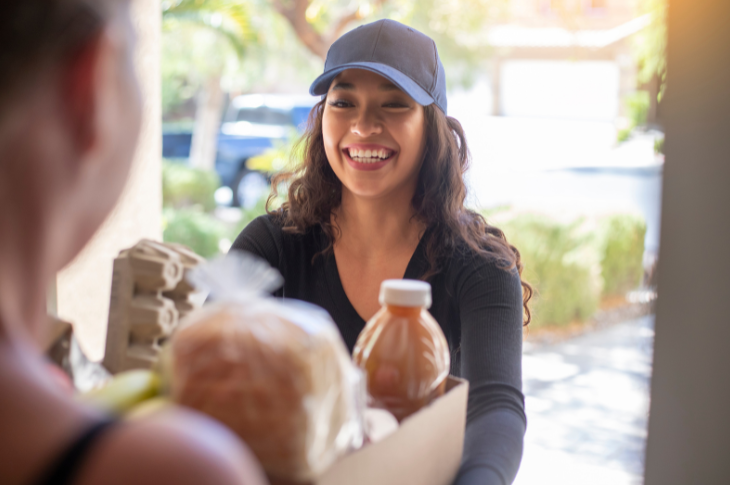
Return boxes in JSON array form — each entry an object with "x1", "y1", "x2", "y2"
[{"x1": 233, "y1": 19, "x2": 531, "y2": 485}]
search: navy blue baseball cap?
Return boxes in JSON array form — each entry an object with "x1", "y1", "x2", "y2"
[{"x1": 309, "y1": 19, "x2": 448, "y2": 114}]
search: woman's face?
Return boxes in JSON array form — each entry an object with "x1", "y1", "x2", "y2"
[
  {"x1": 322, "y1": 69, "x2": 426, "y2": 200},
  {"x1": 53, "y1": 1, "x2": 142, "y2": 269},
  {"x1": 86, "y1": 2, "x2": 142, "y2": 222}
]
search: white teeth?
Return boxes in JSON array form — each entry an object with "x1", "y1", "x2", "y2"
[{"x1": 347, "y1": 148, "x2": 394, "y2": 163}]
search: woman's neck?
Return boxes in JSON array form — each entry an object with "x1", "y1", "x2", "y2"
[
  {"x1": 0, "y1": 226, "x2": 48, "y2": 344},
  {"x1": 0, "y1": 129, "x2": 53, "y2": 343},
  {"x1": 334, "y1": 186, "x2": 426, "y2": 257}
]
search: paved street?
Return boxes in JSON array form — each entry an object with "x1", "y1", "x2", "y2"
[{"x1": 514, "y1": 316, "x2": 655, "y2": 485}]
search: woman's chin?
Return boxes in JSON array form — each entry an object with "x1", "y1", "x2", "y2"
[{"x1": 341, "y1": 180, "x2": 401, "y2": 201}]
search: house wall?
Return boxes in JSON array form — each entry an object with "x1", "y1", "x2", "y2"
[{"x1": 500, "y1": 60, "x2": 620, "y2": 120}]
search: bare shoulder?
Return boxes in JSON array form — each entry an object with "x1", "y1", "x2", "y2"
[{"x1": 78, "y1": 407, "x2": 267, "y2": 485}]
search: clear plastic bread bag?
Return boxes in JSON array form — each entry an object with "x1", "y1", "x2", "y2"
[{"x1": 167, "y1": 251, "x2": 365, "y2": 482}]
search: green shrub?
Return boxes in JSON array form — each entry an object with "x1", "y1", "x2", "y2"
[
  {"x1": 617, "y1": 91, "x2": 651, "y2": 143},
  {"x1": 163, "y1": 208, "x2": 227, "y2": 259},
  {"x1": 599, "y1": 215, "x2": 646, "y2": 296},
  {"x1": 617, "y1": 127, "x2": 633, "y2": 143},
  {"x1": 626, "y1": 90, "x2": 650, "y2": 128},
  {"x1": 654, "y1": 136, "x2": 665, "y2": 154},
  {"x1": 162, "y1": 160, "x2": 219, "y2": 211},
  {"x1": 230, "y1": 193, "x2": 269, "y2": 241},
  {"x1": 499, "y1": 215, "x2": 601, "y2": 328},
  {"x1": 494, "y1": 211, "x2": 647, "y2": 328}
]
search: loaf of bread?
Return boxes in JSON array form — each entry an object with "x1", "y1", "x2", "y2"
[{"x1": 170, "y1": 299, "x2": 364, "y2": 482}]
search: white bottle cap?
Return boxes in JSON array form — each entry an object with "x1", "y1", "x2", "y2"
[{"x1": 379, "y1": 279, "x2": 432, "y2": 308}]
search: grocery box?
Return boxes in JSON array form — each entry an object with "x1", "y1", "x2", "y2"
[{"x1": 316, "y1": 376, "x2": 469, "y2": 485}]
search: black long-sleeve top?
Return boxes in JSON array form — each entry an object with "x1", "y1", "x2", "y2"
[{"x1": 232, "y1": 214, "x2": 526, "y2": 485}]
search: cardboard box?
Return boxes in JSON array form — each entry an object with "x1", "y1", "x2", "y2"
[{"x1": 316, "y1": 377, "x2": 469, "y2": 485}]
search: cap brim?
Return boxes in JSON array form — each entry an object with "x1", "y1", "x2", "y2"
[{"x1": 309, "y1": 62, "x2": 435, "y2": 107}]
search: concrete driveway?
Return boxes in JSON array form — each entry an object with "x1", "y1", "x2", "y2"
[{"x1": 514, "y1": 316, "x2": 655, "y2": 485}]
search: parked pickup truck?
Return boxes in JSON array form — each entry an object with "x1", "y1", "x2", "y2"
[{"x1": 163, "y1": 94, "x2": 317, "y2": 207}]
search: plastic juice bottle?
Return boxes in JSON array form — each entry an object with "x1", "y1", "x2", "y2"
[{"x1": 352, "y1": 279, "x2": 450, "y2": 422}]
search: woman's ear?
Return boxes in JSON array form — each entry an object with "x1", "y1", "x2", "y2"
[
  {"x1": 62, "y1": 32, "x2": 105, "y2": 157},
  {"x1": 60, "y1": 12, "x2": 140, "y2": 180}
]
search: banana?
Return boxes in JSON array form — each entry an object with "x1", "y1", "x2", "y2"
[
  {"x1": 80, "y1": 369, "x2": 161, "y2": 415},
  {"x1": 153, "y1": 341, "x2": 174, "y2": 396},
  {"x1": 125, "y1": 396, "x2": 173, "y2": 420}
]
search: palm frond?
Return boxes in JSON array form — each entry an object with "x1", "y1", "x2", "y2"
[{"x1": 163, "y1": 0, "x2": 256, "y2": 58}]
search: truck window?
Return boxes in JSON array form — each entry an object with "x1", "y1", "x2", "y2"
[{"x1": 236, "y1": 107, "x2": 292, "y2": 126}]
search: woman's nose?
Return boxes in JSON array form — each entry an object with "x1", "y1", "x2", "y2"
[{"x1": 351, "y1": 107, "x2": 382, "y2": 137}]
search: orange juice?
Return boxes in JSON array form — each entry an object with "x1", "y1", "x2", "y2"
[{"x1": 353, "y1": 280, "x2": 450, "y2": 422}]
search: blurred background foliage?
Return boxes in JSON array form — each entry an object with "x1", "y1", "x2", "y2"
[
  {"x1": 497, "y1": 212, "x2": 647, "y2": 328},
  {"x1": 162, "y1": 0, "x2": 255, "y2": 115},
  {"x1": 600, "y1": 215, "x2": 647, "y2": 297},
  {"x1": 501, "y1": 215, "x2": 602, "y2": 327},
  {"x1": 633, "y1": 0, "x2": 667, "y2": 101},
  {"x1": 616, "y1": 0, "x2": 666, "y2": 143},
  {"x1": 162, "y1": 160, "x2": 219, "y2": 211},
  {"x1": 162, "y1": 160, "x2": 276, "y2": 258},
  {"x1": 163, "y1": 207, "x2": 228, "y2": 259},
  {"x1": 617, "y1": 90, "x2": 650, "y2": 142}
]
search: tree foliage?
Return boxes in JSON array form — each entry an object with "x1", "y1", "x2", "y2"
[
  {"x1": 271, "y1": 0, "x2": 388, "y2": 60},
  {"x1": 270, "y1": 0, "x2": 510, "y2": 89},
  {"x1": 378, "y1": 0, "x2": 509, "y2": 88},
  {"x1": 633, "y1": 0, "x2": 667, "y2": 102},
  {"x1": 161, "y1": 0, "x2": 516, "y2": 116},
  {"x1": 163, "y1": 0, "x2": 256, "y2": 56},
  {"x1": 161, "y1": 0, "x2": 257, "y2": 115}
]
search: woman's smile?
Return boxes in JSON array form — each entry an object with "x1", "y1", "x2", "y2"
[{"x1": 342, "y1": 143, "x2": 398, "y2": 171}]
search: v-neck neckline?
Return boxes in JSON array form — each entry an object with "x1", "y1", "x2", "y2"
[{"x1": 323, "y1": 226, "x2": 432, "y2": 326}]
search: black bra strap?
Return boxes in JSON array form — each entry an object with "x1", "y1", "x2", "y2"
[{"x1": 34, "y1": 419, "x2": 117, "y2": 485}]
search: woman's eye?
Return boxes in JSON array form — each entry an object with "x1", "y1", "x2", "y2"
[
  {"x1": 328, "y1": 99, "x2": 353, "y2": 108},
  {"x1": 384, "y1": 102, "x2": 409, "y2": 108}
]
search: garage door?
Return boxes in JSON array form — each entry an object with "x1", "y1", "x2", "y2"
[{"x1": 501, "y1": 60, "x2": 620, "y2": 121}]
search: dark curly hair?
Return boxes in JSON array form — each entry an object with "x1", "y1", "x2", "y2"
[{"x1": 269, "y1": 99, "x2": 532, "y2": 325}]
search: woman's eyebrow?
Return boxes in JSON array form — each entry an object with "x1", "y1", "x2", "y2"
[
  {"x1": 378, "y1": 83, "x2": 400, "y2": 92},
  {"x1": 332, "y1": 82, "x2": 355, "y2": 91},
  {"x1": 330, "y1": 82, "x2": 401, "y2": 92}
]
